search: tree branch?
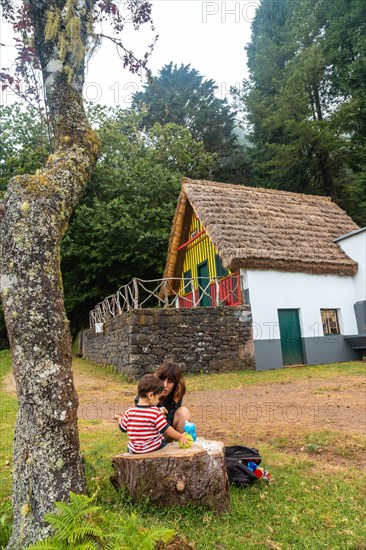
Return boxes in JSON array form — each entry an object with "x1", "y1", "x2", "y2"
[{"x1": 97, "y1": 32, "x2": 156, "y2": 75}]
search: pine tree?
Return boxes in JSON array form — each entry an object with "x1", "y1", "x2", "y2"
[
  {"x1": 132, "y1": 62, "x2": 251, "y2": 183},
  {"x1": 243, "y1": 0, "x2": 365, "y2": 224}
]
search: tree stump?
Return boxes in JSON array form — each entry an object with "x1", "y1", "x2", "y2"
[{"x1": 110, "y1": 438, "x2": 230, "y2": 513}]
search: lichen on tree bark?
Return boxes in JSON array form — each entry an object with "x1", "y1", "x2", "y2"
[{"x1": 0, "y1": 1, "x2": 100, "y2": 547}]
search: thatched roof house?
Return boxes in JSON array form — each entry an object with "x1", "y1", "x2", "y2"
[
  {"x1": 162, "y1": 178, "x2": 365, "y2": 370},
  {"x1": 85, "y1": 179, "x2": 363, "y2": 375},
  {"x1": 164, "y1": 178, "x2": 359, "y2": 283}
]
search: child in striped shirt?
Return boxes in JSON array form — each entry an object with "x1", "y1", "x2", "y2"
[{"x1": 115, "y1": 374, "x2": 190, "y2": 454}]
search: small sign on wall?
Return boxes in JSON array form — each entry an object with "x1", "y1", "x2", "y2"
[{"x1": 95, "y1": 323, "x2": 104, "y2": 334}]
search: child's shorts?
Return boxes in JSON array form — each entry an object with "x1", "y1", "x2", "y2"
[{"x1": 128, "y1": 439, "x2": 167, "y2": 454}]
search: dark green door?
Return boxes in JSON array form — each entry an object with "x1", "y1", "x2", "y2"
[
  {"x1": 197, "y1": 261, "x2": 211, "y2": 306},
  {"x1": 278, "y1": 309, "x2": 304, "y2": 365}
]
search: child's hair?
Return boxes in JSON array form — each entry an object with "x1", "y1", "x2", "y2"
[
  {"x1": 155, "y1": 361, "x2": 186, "y2": 403},
  {"x1": 138, "y1": 374, "x2": 164, "y2": 397}
]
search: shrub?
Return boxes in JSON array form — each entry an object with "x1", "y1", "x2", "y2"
[{"x1": 28, "y1": 491, "x2": 174, "y2": 550}]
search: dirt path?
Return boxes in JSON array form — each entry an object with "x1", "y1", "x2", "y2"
[
  {"x1": 4, "y1": 368, "x2": 366, "y2": 465},
  {"x1": 187, "y1": 376, "x2": 366, "y2": 436}
]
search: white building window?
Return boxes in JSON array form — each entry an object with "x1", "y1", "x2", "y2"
[{"x1": 321, "y1": 309, "x2": 340, "y2": 335}]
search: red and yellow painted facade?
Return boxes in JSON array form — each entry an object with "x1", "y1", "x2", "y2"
[{"x1": 177, "y1": 213, "x2": 242, "y2": 308}]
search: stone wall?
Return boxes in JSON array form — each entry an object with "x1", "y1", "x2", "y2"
[{"x1": 83, "y1": 306, "x2": 255, "y2": 378}]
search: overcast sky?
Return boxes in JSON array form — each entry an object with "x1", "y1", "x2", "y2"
[{"x1": 0, "y1": 1, "x2": 256, "y2": 107}]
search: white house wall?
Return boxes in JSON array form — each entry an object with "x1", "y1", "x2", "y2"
[
  {"x1": 336, "y1": 230, "x2": 366, "y2": 301},
  {"x1": 336, "y1": 230, "x2": 366, "y2": 333},
  {"x1": 245, "y1": 270, "x2": 359, "y2": 338},
  {"x1": 242, "y1": 269, "x2": 360, "y2": 370}
]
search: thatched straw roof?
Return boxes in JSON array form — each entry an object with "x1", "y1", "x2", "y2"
[{"x1": 164, "y1": 178, "x2": 359, "y2": 282}]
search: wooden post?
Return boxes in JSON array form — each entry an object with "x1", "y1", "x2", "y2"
[
  {"x1": 239, "y1": 274, "x2": 245, "y2": 304},
  {"x1": 124, "y1": 285, "x2": 130, "y2": 312},
  {"x1": 110, "y1": 438, "x2": 230, "y2": 513},
  {"x1": 191, "y1": 280, "x2": 196, "y2": 308},
  {"x1": 133, "y1": 278, "x2": 139, "y2": 309},
  {"x1": 162, "y1": 280, "x2": 169, "y2": 308},
  {"x1": 116, "y1": 291, "x2": 122, "y2": 315}
]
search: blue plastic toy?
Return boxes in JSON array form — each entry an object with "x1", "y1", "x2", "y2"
[{"x1": 184, "y1": 421, "x2": 197, "y2": 441}]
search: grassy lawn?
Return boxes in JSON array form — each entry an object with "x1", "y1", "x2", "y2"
[
  {"x1": 1, "y1": 349, "x2": 365, "y2": 549},
  {"x1": 184, "y1": 360, "x2": 365, "y2": 391},
  {"x1": 73, "y1": 356, "x2": 365, "y2": 392}
]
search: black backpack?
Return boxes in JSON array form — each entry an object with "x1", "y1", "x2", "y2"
[{"x1": 225, "y1": 445, "x2": 262, "y2": 488}]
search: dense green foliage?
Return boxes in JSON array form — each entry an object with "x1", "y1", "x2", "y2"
[
  {"x1": 0, "y1": 104, "x2": 50, "y2": 194},
  {"x1": 241, "y1": 0, "x2": 366, "y2": 225},
  {"x1": 28, "y1": 492, "x2": 174, "y2": 549},
  {"x1": 132, "y1": 62, "x2": 250, "y2": 183},
  {"x1": 62, "y1": 107, "x2": 214, "y2": 332},
  {"x1": 0, "y1": 103, "x2": 214, "y2": 335},
  {"x1": 132, "y1": 62, "x2": 236, "y2": 154}
]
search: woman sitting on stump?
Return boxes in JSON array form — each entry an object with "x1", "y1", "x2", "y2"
[
  {"x1": 134, "y1": 360, "x2": 191, "y2": 438},
  {"x1": 155, "y1": 360, "x2": 191, "y2": 437}
]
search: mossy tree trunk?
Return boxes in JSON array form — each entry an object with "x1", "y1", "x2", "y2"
[{"x1": 0, "y1": 1, "x2": 99, "y2": 547}]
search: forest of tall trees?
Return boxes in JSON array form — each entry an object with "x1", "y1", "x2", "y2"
[{"x1": 240, "y1": 0, "x2": 365, "y2": 225}]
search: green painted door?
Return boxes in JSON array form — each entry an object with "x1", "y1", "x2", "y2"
[
  {"x1": 278, "y1": 309, "x2": 304, "y2": 365},
  {"x1": 197, "y1": 260, "x2": 211, "y2": 306}
]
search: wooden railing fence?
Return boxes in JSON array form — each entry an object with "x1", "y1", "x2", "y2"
[{"x1": 89, "y1": 275, "x2": 243, "y2": 328}]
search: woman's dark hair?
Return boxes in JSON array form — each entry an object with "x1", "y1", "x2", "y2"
[
  {"x1": 138, "y1": 374, "x2": 164, "y2": 397},
  {"x1": 155, "y1": 361, "x2": 186, "y2": 403}
]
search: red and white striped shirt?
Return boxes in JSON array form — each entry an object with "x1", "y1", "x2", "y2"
[{"x1": 119, "y1": 405, "x2": 169, "y2": 454}]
